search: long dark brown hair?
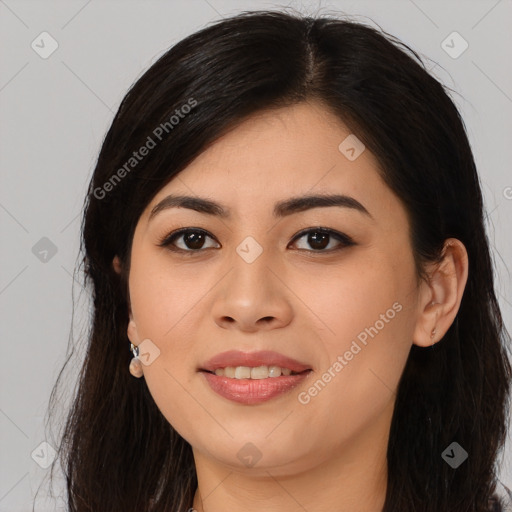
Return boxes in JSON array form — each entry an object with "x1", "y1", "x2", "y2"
[{"x1": 40, "y1": 9, "x2": 511, "y2": 511}]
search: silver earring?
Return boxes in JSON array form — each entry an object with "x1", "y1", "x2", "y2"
[{"x1": 129, "y1": 343, "x2": 143, "y2": 378}]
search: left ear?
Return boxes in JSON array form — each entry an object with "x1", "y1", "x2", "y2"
[{"x1": 412, "y1": 238, "x2": 469, "y2": 347}]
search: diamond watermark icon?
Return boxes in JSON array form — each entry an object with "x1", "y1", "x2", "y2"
[
  {"x1": 236, "y1": 236, "x2": 263, "y2": 264},
  {"x1": 237, "y1": 442, "x2": 262, "y2": 468},
  {"x1": 338, "y1": 134, "x2": 365, "y2": 161},
  {"x1": 32, "y1": 237, "x2": 58, "y2": 263},
  {"x1": 138, "y1": 338, "x2": 161, "y2": 366},
  {"x1": 31, "y1": 441, "x2": 56, "y2": 469},
  {"x1": 31, "y1": 31, "x2": 59, "y2": 59},
  {"x1": 441, "y1": 31, "x2": 468, "y2": 59},
  {"x1": 441, "y1": 441, "x2": 468, "y2": 468}
]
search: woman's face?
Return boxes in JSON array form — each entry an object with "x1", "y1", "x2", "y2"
[{"x1": 125, "y1": 101, "x2": 424, "y2": 476}]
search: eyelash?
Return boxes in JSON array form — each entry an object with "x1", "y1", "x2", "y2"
[{"x1": 157, "y1": 227, "x2": 355, "y2": 255}]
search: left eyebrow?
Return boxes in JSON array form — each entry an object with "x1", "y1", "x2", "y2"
[
  {"x1": 274, "y1": 193, "x2": 372, "y2": 219},
  {"x1": 148, "y1": 193, "x2": 372, "y2": 222}
]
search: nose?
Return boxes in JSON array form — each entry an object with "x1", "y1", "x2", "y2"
[{"x1": 211, "y1": 247, "x2": 293, "y2": 333}]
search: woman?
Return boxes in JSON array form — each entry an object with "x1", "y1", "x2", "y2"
[{"x1": 44, "y1": 9, "x2": 512, "y2": 512}]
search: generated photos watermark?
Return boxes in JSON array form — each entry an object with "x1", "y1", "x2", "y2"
[
  {"x1": 298, "y1": 301, "x2": 403, "y2": 405},
  {"x1": 93, "y1": 97, "x2": 197, "y2": 200}
]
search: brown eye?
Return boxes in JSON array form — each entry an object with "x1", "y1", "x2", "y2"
[
  {"x1": 158, "y1": 228, "x2": 220, "y2": 252},
  {"x1": 290, "y1": 228, "x2": 354, "y2": 252}
]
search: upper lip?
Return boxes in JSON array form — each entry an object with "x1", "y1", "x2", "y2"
[{"x1": 199, "y1": 350, "x2": 312, "y2": 373}]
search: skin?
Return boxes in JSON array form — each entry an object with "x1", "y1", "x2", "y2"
[{"x1": 115, "y1": 100, "x2": 468, "y2": 512}]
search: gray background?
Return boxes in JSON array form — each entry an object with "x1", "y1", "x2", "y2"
[{"x1": 1, "y1": 0, "x2": 511, "y2": 510}]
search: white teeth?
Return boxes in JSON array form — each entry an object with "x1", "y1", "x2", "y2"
[
  {"x1": 251, "y1": 366, "x2": 270, "y2": 379},
  {"x1": 213, "y1": 365, "x2": 297, "y2": 379},
  {"x1": 235, "y1": 366, "x2": 251, "y2": 379},
  {"x1": 223, "y1": 367, "x2": 235, "y2": 378},
  {"x1": 268, "y1": 365, "x2": 281, "y2": 377}
]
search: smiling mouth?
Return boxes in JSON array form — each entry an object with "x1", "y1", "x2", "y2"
[
  {"x1": 200, "y1": 366, "x2": 313, "y2": 404},
  {"x1": 201, "y1": 366, "x2": 311, "y2": 379}
]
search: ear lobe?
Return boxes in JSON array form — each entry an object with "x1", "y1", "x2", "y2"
[
  {"x1": 127, "y1": 316, "x2": 140, "y2": 345},
  {"x1": 412, "y1": 238, "x2": 468, "y2": 347},
  {"x1": 113, "y1": 255, "x2": 122, "y2": 274}
]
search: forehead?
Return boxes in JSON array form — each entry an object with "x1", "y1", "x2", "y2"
[{"x1": 144, "y1": 101, "x2": 397, "y2": 221}]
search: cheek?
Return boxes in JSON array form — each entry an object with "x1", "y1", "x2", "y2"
[
  {"x1": 297, "y1": 257, "x2": 416, "y2": 428},
  {"x1": 294, "y1": 306, "x2": 412, "y2": 454},
  {"x1": 128, "y1": 248, "x2": 202, "y2": 343},
  {"x1": 128, "y1": 250, "x2": 205, "y2": 440},
  {"x1": 298, "y1": 248, "x2": 412, "y2": 365},
  {"x1": 127, "y1": 247, "x2": 206, "y2": 419},
  {"x1": 301, "y1": 251, "x2": 413, "y2": 346}
]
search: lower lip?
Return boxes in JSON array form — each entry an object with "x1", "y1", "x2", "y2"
[{"x1": 201, "y1": 371, "x2": 311, "y2": 404}]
